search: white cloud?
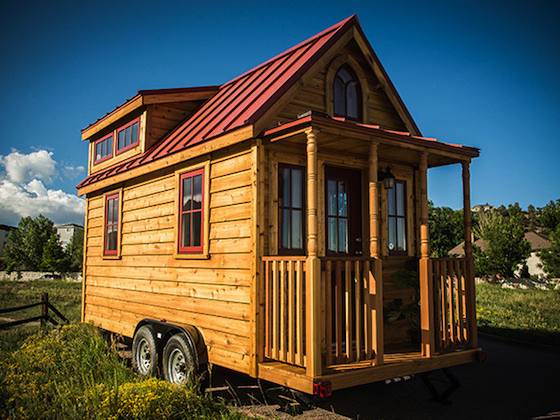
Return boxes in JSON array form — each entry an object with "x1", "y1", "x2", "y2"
[
  {"x1": 0, "y1": 150, "x2": 85, "y2": 226},
  {"x1": 62, "y1": 165, "x2": 85, "y2": 179},
  {"x1": 0, "y1": 149, "x2": 56, "y2": 184}
]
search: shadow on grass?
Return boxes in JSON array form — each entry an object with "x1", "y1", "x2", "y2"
[{"x1": 478, "y1": 325, "x2": 560, "y2": 348}]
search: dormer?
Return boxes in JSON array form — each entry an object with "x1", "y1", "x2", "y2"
[{"x1": 82, "y1": 86, "x2": 219, "y2": 175}]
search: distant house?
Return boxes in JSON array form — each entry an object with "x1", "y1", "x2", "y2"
[
  {"x1": 0, "y1": 224, "x2": 16, "y2": 256},
  {"x1": 55, "y1": 224, "x2": 84, "y2": 248},
  {"x1": 471, "y1": 203, "x2": 493, "y2": 213},
  {"x1": 449, "y1": 231, "x2": 551, "y2": 277}
]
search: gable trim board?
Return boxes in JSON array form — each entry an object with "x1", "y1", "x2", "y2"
[{"x1": 78, "y1": 15, "x2": 436, "y2": 196}]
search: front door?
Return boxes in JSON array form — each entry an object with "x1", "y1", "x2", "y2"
[{"x1": 325, "y1": 166, "x2": 363, "y2": 256}]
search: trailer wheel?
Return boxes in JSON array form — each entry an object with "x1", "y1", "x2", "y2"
[
  {"x1": 162, "y1": 333, "x2": 196, "y2": 385},
  {"x1": 132, "y1": 325, "x2": 158, "y2": 377}
]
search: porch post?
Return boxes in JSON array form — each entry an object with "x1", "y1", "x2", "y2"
[
  {"x1": 305, "y1": 128, "x2": 322, "y2": 377},
  {"x1": 419, "y1": 152, "x2": 435, "y2": 357},
  {"x1": 368, "y1": 143, "x2": 384, "y2": 365},
  {"x1": 462, "y1": 160, "x2": 478, "y2": 348}
]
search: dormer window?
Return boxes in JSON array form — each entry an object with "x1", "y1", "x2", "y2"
[
  {"x1": 116, "y1": 118, "x2": 140, "y2": 154},
  {"x1": 94, "y1": 134, "x2": 113, "y2": 163},
  {"x1": 333, "y1": 65, "x2": 362, "y2": 121}
]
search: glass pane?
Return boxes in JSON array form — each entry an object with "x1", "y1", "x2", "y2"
[
  {"x1": 107, "y1": 229, "x2": 117, "y2": 250},
  {"x1": 131, "y1": 122, "x2": 139, "y2": 142},
  {"x1": 396, "y1": 182, "x2": 405, "y2": 216},
  {"x1": 388, "y1": 217, "x2": 396, "y2": 252},
  {"x1": 338, "y1": 218, "x2": 348, "y2": 253},
  {"x1": 281, "y1": 167, "x2": 291, "y2": 207},
  {"x1": 337, "y1": 66, "x2": 353, "y2": 83},
  {"x1": 118, "y1": 130, "x2": 125, "y2": 149},
  {"x1": 328, "y1": 217, "x2": 338, "y2": 252},
  {"x1": 346, "y1": 82, "x2": 359, "y2": 119},
  {"x1": 96, "y1": 143, "x2": 101, "y2": 160},
  {"x1": 192, "y1": 175, "x2": 202, "y2": 210},
  {"x1": 291, "y1": 210, "x2": 303, "y2": 249},
  {"x1": 182, "y1": 177, "x2": 192, "y2": 210},
  {"x1": 126, "y1": 126, "x2": 132, "y2": 146},
  {"x1": 333, "y1": 78, "x2": 345, "y2": 115},
  {"x1": 397, "y1": 217, "x2": 407, "y2": 251},
  {"x1": 337, "y1": 181, "x2": 347, "y2": 217},
  {"x1": 107, "y1": 199, "x2": 114, "y2": 224},
  {"x1": 112, "y1": 198, "x2": 118, "y2": 224},
  {"x1": 281, "y1": 209, "x2": 290, "y2": 249},
  {"x1": 388, "y1": 186, "x2": 396, "y2": 216},
  {"x1": 327, "y1": 180, "x2": 337, "y2": 216},
  {"x1": 192, "y1": 212, "x2": 201, "y2": 247},
  {"x1": 291, "y1": 169, "x2": 302, "y2": 209},
  {"x1": 181, "y1": 213, "x2": 190, "y2": 247}
]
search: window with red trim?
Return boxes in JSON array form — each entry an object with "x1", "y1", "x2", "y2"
[
  {"x1": 94, "y1": 134, "x2": 113, "y2": 163},
  {"x1": 116, "y1": 118, "x2": 140, "y2": 153},
  {"x1": 104, "y1": 193, "x2": 119, "y2": 255},
  {"x1": 178, "y1": 169, "x2": 204, "y2": 254}
]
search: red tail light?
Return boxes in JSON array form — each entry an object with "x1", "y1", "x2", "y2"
[{"x1": 313, "y1": 381, "x2": 332, "y2": 398}]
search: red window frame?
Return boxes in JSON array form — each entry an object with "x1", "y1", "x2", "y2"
[
  {"x1": 116, "y1": 117, "x2": 140, "y2": 155},
  {"x1": 178, "y1": 168, "x2": 204, "y2": 254},
  {"x1": 94, "y1": 133, "x2": 114, "y2": 164},
  {"x1": 103, "y1": 192, "x2": 120, "y2": 256}
]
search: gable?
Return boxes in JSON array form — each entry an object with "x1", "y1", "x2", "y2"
[{"x1": 271, "y1": 37, "x2": 409, "y2": 132}]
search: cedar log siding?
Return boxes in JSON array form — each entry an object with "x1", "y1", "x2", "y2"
[{"x1": 83, "y1": 144, "x2": 254, "y2": 374}]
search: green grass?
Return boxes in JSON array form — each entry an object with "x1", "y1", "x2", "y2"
[
  {"x1": 0, "y1": 279, "x2": 82, "y2": 353},
  {"x1": 0, "y1": 324, "x2": 245, "y2": 419},
  {"x1": 476, "y1": 282, "x2": 560, "y2": 346}
]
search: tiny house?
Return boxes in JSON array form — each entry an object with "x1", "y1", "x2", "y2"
[{"x1": 78, "y1": 15, "x2": 481, "y2": 395}]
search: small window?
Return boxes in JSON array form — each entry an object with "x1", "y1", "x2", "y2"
[
  {"x1": 327, "y1": 178, "x2": 349, "y2": 254},
  {"x1": 333, "y1": 65, "x2": 362, "y2": 121},
  {"x1": 116, "y1": 118, "x2": 140, "y2": 153},
  {"x1": 279, "y1": 164, "x2": 305, "y2": 254},
  {"x1": 387, "y1": 180, "x2": 407, "y2": 254},
  {"x1": 104, "y1": 192, "x2": 120, "y2": 255},
  {"x1": 178, "y1": 168, "x2": 204, "y2": 254},
  {"x1": 94, "y1": 134, "x2": 113, "y2": 163}
]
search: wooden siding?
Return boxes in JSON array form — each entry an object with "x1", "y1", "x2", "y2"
[
  {"x1": 145, "y1": 102, "x2": 204, "y2": 149},
  {"x1": 83, "y1": 144, "x2": 255, "y2": 374}
]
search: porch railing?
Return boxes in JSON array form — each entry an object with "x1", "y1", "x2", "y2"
[
  {"x1": 321, "y1": 257, "x2": 378, "y2": 367},
  {"x1": 263, "y1": 256, "x2": 307, "y2": 367},
  {"x1": 431, "y1": 257, "x2": 471, "y2": 352}
]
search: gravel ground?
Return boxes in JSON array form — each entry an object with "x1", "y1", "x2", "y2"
[{"x1": 215, "y1": 336, "x2": 560, "y2": 419}]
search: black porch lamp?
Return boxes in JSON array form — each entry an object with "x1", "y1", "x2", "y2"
[{"x1": 379, "y1": 167, "x2": 396, "y2": 189}]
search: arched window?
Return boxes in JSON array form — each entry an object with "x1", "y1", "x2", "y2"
[{"x1": 333, "y1": 65, "x2": 362, "y2": 120}]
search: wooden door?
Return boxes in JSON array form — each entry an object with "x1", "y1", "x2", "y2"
[{"x1": 325, "y1": 166, "x2": 363, "y2": 256}]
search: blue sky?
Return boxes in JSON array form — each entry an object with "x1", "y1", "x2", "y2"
[{"x1": 0, "y1": 0, "x2": 558, "y2": 224}]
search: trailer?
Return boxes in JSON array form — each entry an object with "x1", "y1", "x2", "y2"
[{"x1": 77, "y1": 14, "x2": 481, "y2": 396}]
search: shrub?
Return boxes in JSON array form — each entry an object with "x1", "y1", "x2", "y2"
[{"x1": 1, "y1": 324, "x2": 243, "y2": 420}]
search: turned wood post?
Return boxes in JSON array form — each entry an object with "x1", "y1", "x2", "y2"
[
  {"x1": 418, "y1": 152, "x2": 435, "y2": 357},
  {"x1": 368, "y1": 143, "x2": 384, "y2": 364},
  {"x1": 462, "y1": 160, "x2": 478, "y2": 348},
  {"x1": 305, "y1": 128, "x2": 322, "y2": 377}
]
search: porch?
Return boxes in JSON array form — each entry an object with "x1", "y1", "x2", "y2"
[{"x1": 255, "y1": 113, "x2": 480, "y2": 392}]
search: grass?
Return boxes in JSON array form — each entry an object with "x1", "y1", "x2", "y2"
[
  {"x1": 476, "y1": 282, "x2": 560, "y2": 346},
  {"x1": 0, "y1": 279, "x2": 81, "y2": 353},
  {"x1": 0, "y1": 324, "x2": 245, "y2": 419}
]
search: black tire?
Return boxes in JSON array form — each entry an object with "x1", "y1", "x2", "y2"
[
  {"x1": 162, "y1": 333, "x2": 197, "y2": 385},
  {"x1": 132, "y1": 325, "x2": 159, "y2": 377}
]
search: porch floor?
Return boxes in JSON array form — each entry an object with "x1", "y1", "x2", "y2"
[{"x1": 258, "y1": 348, "x2": 481, "y2": 394}]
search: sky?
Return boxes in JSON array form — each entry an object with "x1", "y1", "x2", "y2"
[{"x1": 0, "y1": 0, "x2": 558, "y2": 225}]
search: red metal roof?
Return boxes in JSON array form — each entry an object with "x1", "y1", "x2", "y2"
[{"x1": 78, "y1": 15, "x2": 356, "y2": 190}]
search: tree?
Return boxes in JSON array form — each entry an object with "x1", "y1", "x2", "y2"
[
  {"x1": 473, "y1": 211, "x2": 531, "y2": 278},
  {"x1": 41, "y1": 233, "x2": 67, "y2": 274},
  {"x1": 540, "y1": 224, "x2": 560, "y2": 278},
  {"x1": 539, "y1": 199, "x2": 560, "y2": 234},
  {"x1": 65, "y1": 229, "x2": 84, "y2": 272},
  {"x1": 4, "y1": 215, "x2": 57, "y2": 273},
  {"x1": 428, "y1": 202, "x2": 464, "y2": 257}
]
